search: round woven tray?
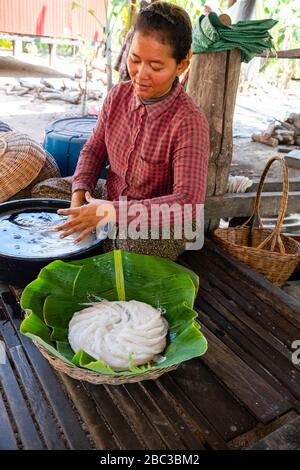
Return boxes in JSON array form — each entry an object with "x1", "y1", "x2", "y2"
[{"x1": 34, "y1": 340, "x2": 178, "y2": 385}]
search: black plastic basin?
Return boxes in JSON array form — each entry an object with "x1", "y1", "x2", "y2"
[{"x1": 0, "y1": 198, "x2": 105, "y2": 287}]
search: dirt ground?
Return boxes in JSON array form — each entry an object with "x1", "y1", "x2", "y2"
[
  {"x1": 0, "y1": 73, "x2": 300, "y2": 181},
  {"x1": 0, "y1": 90, "x2": 81, "y2": 141},
  {"x1": 232, "y1": 81, "x2": 300, "y2": 179}
]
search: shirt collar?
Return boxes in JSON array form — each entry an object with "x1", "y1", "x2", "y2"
[{"x1": 130, "y1": 79, "x2": 182, "y2": 120}]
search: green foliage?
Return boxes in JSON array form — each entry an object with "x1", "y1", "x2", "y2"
[
  {"x1": 70, "y1": 0, "x2": 299, "y2": 86},
  {"x1": 0, "y1": 39, "x2": 12, "y2": 49},
  {"x1": 169, "y1": 0, "x2": 206, "y2": 23},
  {"x1": 263, "y1": 0, "x2": 299, "y2": 50},
  {"x1": 71, "y1": 1, "x2": 81, "y2": 10},
  {"x1": 261, "y1": 0, "x2": 300, "y2": 83}
]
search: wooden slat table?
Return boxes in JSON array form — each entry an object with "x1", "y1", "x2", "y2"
[
  {"x1": 0, "y1": 239, "x2": 300, "y2": 450},
  {"x1": 0, "y1": 286, "x2": 92, "y2": 450}
]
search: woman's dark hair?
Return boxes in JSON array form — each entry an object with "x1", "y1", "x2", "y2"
[{"x1": 134, "y1": 2, "x2": 192, "y2": 64}]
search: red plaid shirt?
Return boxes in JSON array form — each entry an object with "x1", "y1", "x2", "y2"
[{"x1": 72, "y1": 79, "x2": 209, "y2": 225}]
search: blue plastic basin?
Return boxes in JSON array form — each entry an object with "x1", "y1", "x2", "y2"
[{"x1": 43, "y1": 116, "x2": 107, "y2": 178}]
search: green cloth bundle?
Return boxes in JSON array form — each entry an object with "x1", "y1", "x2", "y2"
[{"x1": 192, "y1": 12, "x2": 278, "y2": 63}]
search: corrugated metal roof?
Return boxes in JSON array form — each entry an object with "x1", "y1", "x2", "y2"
[{"x1": 0, "y1": 0, "x2": 105, "y2": 41}]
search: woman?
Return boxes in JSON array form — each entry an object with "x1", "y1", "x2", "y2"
[{"x1": 54, "y1": 1, "x2": 209, "y2": 259}]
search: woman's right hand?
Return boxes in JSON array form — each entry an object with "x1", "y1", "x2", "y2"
[
  {"x1": 56, "y1": 193, "x2": 114, "y2": 242},
  {"x1": 66, "y1": 190, "x2": 86, "y2": 222}
]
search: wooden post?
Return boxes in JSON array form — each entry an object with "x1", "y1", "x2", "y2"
[
  {"x1": 48, "y1": 43, "x2": 57, "y2": 67},
  {"x1": 13, "y1": 39, "x2": 23, "y2": 58},
  {"x1": 186, "y1": 49, "x2": 241, "y2": 230}
]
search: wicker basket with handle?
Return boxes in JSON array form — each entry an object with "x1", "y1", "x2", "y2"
[{"x1": 214, "y1": 155, "x2": 300, "y2": 286}]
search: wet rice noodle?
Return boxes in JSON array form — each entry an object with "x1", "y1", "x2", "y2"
[{"x1": 68, "y1": 300, "x2": 169, "y2": 371}]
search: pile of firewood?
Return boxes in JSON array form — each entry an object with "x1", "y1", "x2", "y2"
[
  {"x1": 252, "y1": 113, "x2": 300, "y2": 149},
  {"x1": 1, "y1": 78, "x2": 103, "y2": 104}
]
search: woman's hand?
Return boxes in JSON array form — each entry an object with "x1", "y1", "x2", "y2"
[{"x1": 55, "y1": 192, "x2": 115, "y2": 243}]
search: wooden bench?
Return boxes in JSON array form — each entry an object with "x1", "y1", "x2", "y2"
[{"x1": 0, "y1": 239, "x2": 300, "y2": 450}]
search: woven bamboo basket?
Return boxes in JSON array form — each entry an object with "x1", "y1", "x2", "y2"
[
  {"x1": 34, "y1": 340, "x2": 178, "y2": 384},
  {"x1": 214, "y1": 156, "x2": 300, "y2": 287}
]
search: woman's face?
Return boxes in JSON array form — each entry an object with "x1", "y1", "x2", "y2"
[{"x1": 127, "y1": 31, "x2": 187, "y2": 99}]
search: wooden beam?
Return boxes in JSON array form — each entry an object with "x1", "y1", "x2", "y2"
[
  {"x1": 187, "y1": 50, "x2": 241, "y2": 233},
  {"x1": 0, "y1": 56, "x2": 72, "y2": 78},
  {"x1": 187, "y1": 50, "x2": 241, "y2": 196},
  {"x1": 257, "y1": 48, "x2": 300, "y2": 59},
  {"x1": 203, "y1": 238, "x2": 300, "y2": 317},
  {"x1": 205, "y1": 191, "x2": 300, "y2": 219},
  {"x1": 48, "y1": 43, "x2": 56, "y2": 67},
  {"x1": 0, "y1": 33, "x2": 84, "y2": 47},
  {"x1": 250, "y1": 177, "x2": 300, "y2": 192},
  {"x1": 12, "y1": 38, "x2": 22, "y2": 58},
  {"x1": 228, "y1": 411, "x2": 298, "y2": 450},
  {"x1": 248, "y1": 415, "x2": 300, "y2": 450}
]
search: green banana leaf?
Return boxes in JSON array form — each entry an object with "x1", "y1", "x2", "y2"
[{"x1": 20, "y1": 250, "x2": 207, "y2": 377}]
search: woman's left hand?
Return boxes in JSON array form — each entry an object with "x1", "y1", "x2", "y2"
[{"x1": 55, "y1": 192, "x2": 114, "y2": 243}]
